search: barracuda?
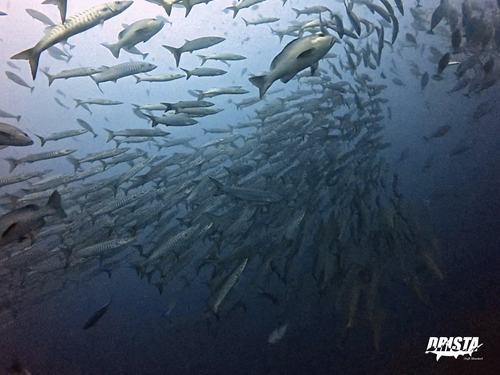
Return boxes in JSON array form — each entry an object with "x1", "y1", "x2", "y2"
[{"x1": 11, "y1": 1, "x2": 133, "y2": 79}]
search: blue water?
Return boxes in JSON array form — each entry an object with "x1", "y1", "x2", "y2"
[{"x1": 1, "y1": 0, "x2": 499, "y2": 374}]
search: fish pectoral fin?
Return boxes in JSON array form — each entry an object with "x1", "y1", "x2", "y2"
[
  {"x1": 310, "y1": 62, "x2": 319, "y2": 76},
  {"x1": 280, "y1": 72, "x2": 296, "y2": 83},
  {"x1": 296, "y1": 48, "x2": 316, "y2": 60},
  {"x1": 134, "y1": 27, "x2": 151, "y2": 37}
]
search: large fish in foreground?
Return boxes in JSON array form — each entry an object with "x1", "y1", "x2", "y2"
[
  {"x1": 11, "y1": 1, "x2": 133, "y2": 79},
  {"x1": 0, "y1": 122, "x2": 33, "y2": 147},
  {"x1": 0, "y1": 190, "x2": 66, "y2": 248},
  {"x1": 249, "y1": 32, "x2": 336, "y2": 98}
]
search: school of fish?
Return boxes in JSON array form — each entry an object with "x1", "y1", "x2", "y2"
[{"x1": 0, "y1": 0, "x2": 499, "y2": 351}]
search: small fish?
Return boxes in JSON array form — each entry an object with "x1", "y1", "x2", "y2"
[
  {"x1": 428, "y1": 5, "x2": 444, "y2": 34},
  {"x1": 163, "y1": 36, "x2": 225, "y2": 67},
  {"x1": 405, "y1": 33, "x2": 417, "y2": 46},
  {"x1": 36, "y1": 129, "x2": 87, "y2": 146},
  {"x1": 83, "y1": 300, "x2": 112, "y2": 329},
  {"x1": 180, "y1": 67, "x2": 227, "y2": 80},
  {"x1": 451, "y1": 29, "x2": 462, "y2": 51},
  {"x1": 0, "y1": 108, "x2": 21, "y2": 122},
  {"x1": 76, "y1": 119, "x2": 98, "y2": 138},
  {"x1": 25, "y1": 8, "x2": 55, "y2": 26},
  {"x1": 424, "y1": 125, "x2": 451, "y2": 141},
  {"x1": 437, "y1": 52, "x2": 451, "y2": 74},
  {"x1": 268, "y1": 323, "x2": 288, "y2": 344},
  {"x1": 5, "y1": 71, "x2": 34, "y2": 92},
  {"x1": 6, "y1": 149, "x2": 76, "y2": 172},
  {"x1": 421, "y1": 71, "x2": 429, "y2": 91},
  {"x1": 7, "y1": 62, "x2": 20, "y2": 70},
  {"x1": 54, "y1": 97, "x2": 69, "y2": 110}
]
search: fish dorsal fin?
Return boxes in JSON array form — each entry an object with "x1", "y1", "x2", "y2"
[
  {"x1": 2, "y1": 223, "x2": 18, "y2": 238},
  {"x1": 118, "y1": 28, "x2": 128, "y2": 40},
  {"x1": 297, "y1": 48, "x2": 315, "y2": 60},
  {"x1": 122, "y1": 23, "x2": 130, "y2": 29},
  {"x1": 46, "y1": 190, "x2": 61, "y2": 210},
  {"x1": 270, "y1": 38, "x2": 302, "y2": 70}
]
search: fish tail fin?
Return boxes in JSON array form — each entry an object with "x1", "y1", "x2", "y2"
[
  {"x1": 242, "y1": 18, "x2": 249, "y2": 26},
  {"x1": 423, "y1": 136, "x2": 429, "y2": 142},
  {"x1": 163, "y1": 45, "x2": 181, "y2": 67},
  {"x1": 90, "y1": 75, "x2": 103, "y2": 93},
  {"x1": 292, "y1": 8, "x2": 300, "y2": 18},
  {"x1": 182, "y1": 0, "x2": 193, "y2": 17},
  {"x1": 47, "y1": 190, "x2": 66, "y2": 218},
  {"x1": 197, "y1": 55, "x2": 207, "y2": 66},
  {"x1": 36, "y1": 134, "x2": 46, "y2": 147},
  {"x1": 134, "y1": 75, "x2": 141, "y2": 84},
  {"x1": 66, "y1": 155, "x2": 80, "y2": 172},
  {"x1": 30, "y1": 86, "x2": 35, "y2": 93},
  {"x1": 143, "y1": 113, "x2": 158, "y2": 128},
  {"x1": 111, "y1": 183, "x2": 119, "y2": 198},
  {"x1": 11, "y1": 47, "x2": 40, "y2": 79},
  {"x1": 41, "y1": 68, "x2": 55, "y2": 86},
  {"x1": 208, "y1": 177, "x2": 224, "y2": 195},
  {"x1": 99, "y1": 160, "x2": 107, "y2": 170},
  {"x1": 113, "y1": 139, "x2": 121, "y2": 148},
  {"x1": 426, "y1": 30, "x2": 434, "y2": 35},
  {"x1": 161, "y1": 102, "x2": 172, "y2": 112},
  {"x1": 180, "y1": 68, "x2": 191, "y2": 80},
  {"x1": 74, "y1": 99, "x2": 81, "y2": 108},
  {"x1": 226, "y1": 6, "x2": 239, "y2": 19},
  {"x1": 248, "y1": 74, "x2": 271, "y2": 99},
  {"x1": 162, "y1": 5, "x2": 173, "y2": 16},
  {"x1": 187, "y1": 89, "x2": 199, "y2": 98},
  {"x1": 103, "y1": 128, "x2": 114, "y2": 143},
  {"x1": 101, "y1": 42, "x2": 121, "y2": 58},
  {"x1": 16, "y1": 115, "x2": 21, "y2": 122},
  {"x1": 5, "y1": 158, "x2": 18, "y2": 173}
]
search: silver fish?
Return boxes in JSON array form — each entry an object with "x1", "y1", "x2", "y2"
[
  {"x1": 91, "y1": 61, "x2": 157, "y2": 91},
  {"x1": 6, "y1": 149, "x2": 75, "y2": 172},
  {"x1": 249, "y1": 32, "x2": 336, "y2": 98},
  {"x1": 102, "y1": 18, "x2": 164, "y2": 58},
  {"x1": 12, "y1": 1, "x2": 133, "y2": 79},
  {"x1": 0, "y1": 122, "x2": 33, "y2": 147},
  {"x1": 163, "y1": 36, "x2": 225, "y2": 67}
]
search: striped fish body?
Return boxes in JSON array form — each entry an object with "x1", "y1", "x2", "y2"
[
  {"x1": 211, "y1": 258, "x2": 248, "y2": 314},
  {"x1": 92, "y1": 62, "x2": 157, "y2": 86},
  {"x1": 12, "y1": 1, "x2": 133, "y2": 79}
]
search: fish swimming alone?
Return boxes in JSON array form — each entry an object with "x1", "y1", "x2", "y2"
[{"x1": 83, "y1": 300, "x2": 112, "y2": 329}]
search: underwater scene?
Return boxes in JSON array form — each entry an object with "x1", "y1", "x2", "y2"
[{"x1": 0, "y1": 0, "x2": 499, "y2": 373}]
